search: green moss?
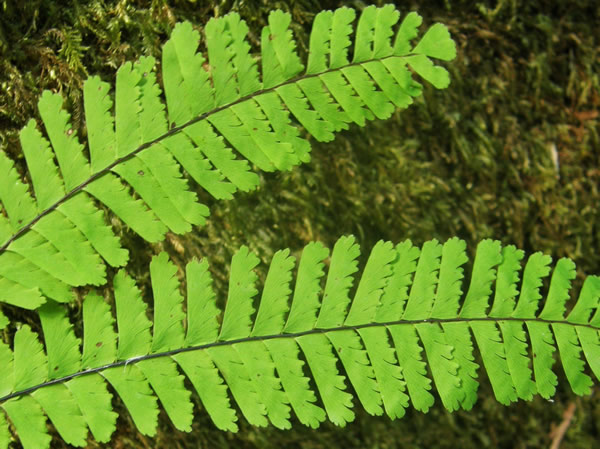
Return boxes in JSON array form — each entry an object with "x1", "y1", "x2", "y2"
[{"x1": 1, "y1": 0, "x2": 599, "y2": 447}]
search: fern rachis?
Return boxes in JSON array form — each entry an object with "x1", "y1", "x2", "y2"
[{"x1": 1, "y1": 237, "x2": 600, "y2": 447}]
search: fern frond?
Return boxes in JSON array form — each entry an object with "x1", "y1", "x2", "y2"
[
  {"x1": 2, "y1": 237, "x2": 600, "y2": 448},
  {"x1": 0, "y1": 5, "x2": 455, "y2": 315}
]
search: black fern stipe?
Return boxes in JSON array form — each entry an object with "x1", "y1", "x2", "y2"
[
  {"x1": 0, "y1": 5, "x2": 455, "y2": 322},
  {"x1": 1, "y1": 237, "x2": 600, "y2": 448}
]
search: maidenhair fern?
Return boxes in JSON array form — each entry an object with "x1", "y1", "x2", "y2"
[
  {"x1": 0, "y1": 4, "x2": 455, "y2": 324},
  {"x1": 1, "y1": 237, "x2": 600, "y2": 448},
  {"x1": 8, "y1": 4, "x2": 591, "y2": 449}
]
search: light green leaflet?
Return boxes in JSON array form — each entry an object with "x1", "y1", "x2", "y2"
[
  {"x1": 1, "y1": 236, "x2": 600, "y2": 448},
  {"x1": 0, "y1": 5, "x2": 456, "y2": 322}
]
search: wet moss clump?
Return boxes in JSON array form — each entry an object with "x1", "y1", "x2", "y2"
[{"x1": 1, "y1": 0, "x2": 599, "y2": 447}]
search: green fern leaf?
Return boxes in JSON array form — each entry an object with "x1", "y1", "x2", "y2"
[
  {"x1": 2, "y1": 396, "x2": 50, "y2": 449},
  {"x1": 81, "y1": 293, "x2": 116, "y2": 368},
  {"x1": 0, "y1": 5, "x2": 456, "y2": 316},
  {"x1": 252, "y1": 249, "x2": 295, "y2": 336},
  {"x1": 0, "y1": 408, "x2": 8, "y2": 449},
  {"x1": 184, "y1": 258, "x2": 220, "y2": 346},
  {"x1": 2, "y1": 237, "x2": 600, "y2": 447},
  {"x1": 284, "y1": 241, "x2": 329, "y2": 333},
  {"x1": 149, "y1": 252, "x2": 186, "y2": 352},
  {"x1": 113, "y1": 270, "x2": 151, "y2": 360}
]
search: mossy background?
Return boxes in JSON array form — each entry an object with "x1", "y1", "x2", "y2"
[{"x1": 1, "y1": 0, "x2": 600, "y2": 447}]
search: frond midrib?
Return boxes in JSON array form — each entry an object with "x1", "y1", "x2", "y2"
[
  {"x1": 2, "y1": 314, "x2": 594, "y2": 405},
  {"x1": 0, "y1": 51, "x2": 421, "y2": 256}
]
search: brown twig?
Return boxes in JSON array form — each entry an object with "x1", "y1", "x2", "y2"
[{"x1": 549, "y1": 402, "x2": 576, "y2": 449}]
